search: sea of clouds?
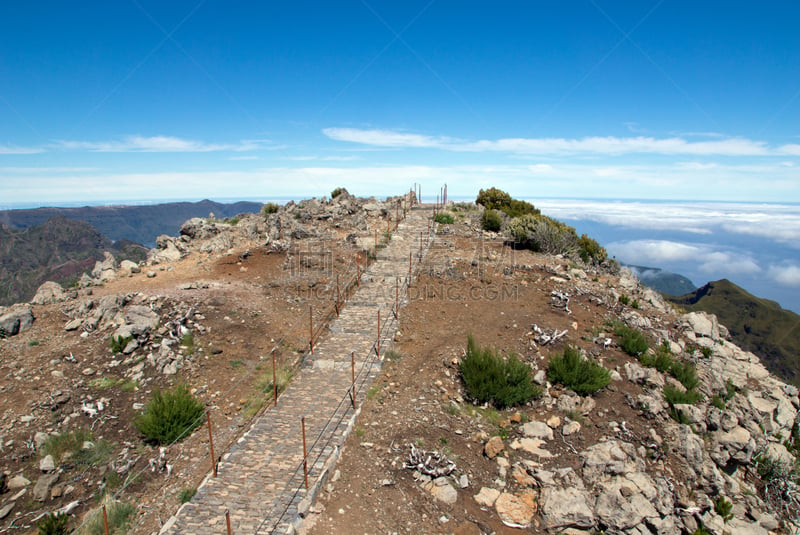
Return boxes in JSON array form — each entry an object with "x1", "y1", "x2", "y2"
[{"x1": 532, "y1": 199, "x2": 800, "y2": 313}]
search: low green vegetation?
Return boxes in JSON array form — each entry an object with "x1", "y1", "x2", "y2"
[
  {"x1": 714, "y1": 496, "x2": 733, "y2": 521},
  {"x1": 110, "y1": 335, "x2": 133, "y2": 354},
  {"x1": 460, "y1": 334, "x2": 541, "y2": 409},
  {"x1": 42, "y1": 429, "x2": 111, "y2": 467},
  {"x1": 614, "y1": 324, "x2": 649, "y2": 356},
  {"x1": 477, "y1": 188, "x2": 606, "y2": 263},
  {"x1": 78, "y1": 501, "x2": 135, "y2": 535},
  {"x1": 663, "y1": 384, "x2": 703, "y2": 406},
  {"x1": 618, "y1": 294, "x2": 630, "y2": 306},
  {"x1": 434, "y1": 212, "x2": 455, "y2": 224},
  {"x1": 179, "y1": 487, "x2": 197, "y2": 503},
  {"x1": 134, "y1": 385, "x2": 206, "y2": 445},
  {"x1": 481, "y1": 208, "x2": 503, "y2": 232},
  {"x1": 37, "y1": 512, "x2": 69, "y2": 535},
  {"x1": 180, "y1": 332, "x2": 195, "y2": 353},
  {"x1": 639, "y1": 342, "x2": 674, "y2": 372},
  {"x1": 331, "y1": 187, "x2": 347, "y2": 198},
  {"x1": 670, "y1": 360, "x2": 700, "y2": 391},
  {"x1": 262, "y1": 202, "x2": 279, "y2": 215},
  {"x1": 547, "y1": 346, "x2": 610, "y2": 395}
]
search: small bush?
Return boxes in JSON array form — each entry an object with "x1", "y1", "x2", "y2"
[
  {"x1": 506, "y1": 214, "x2": 579, "y2": 256},
  {"x1": 700, "y1": 346, "x2": 713, "y2": 358},
  {"x1": 28, "y1": 339, "x2": 40, "y2": 347},
  {"x1": 257, "y1": 366, "x2": 293, "y2": 397},
  {"x1": 179, "y1": 487, "x2": 197, "y2": 503},
  {"x1": 714, "y1": 496, "x2": 733, "y2": 521},
  {"x1": 434, "y1": 212, "x2": 455, "y2": 224},
  {"x1": 640, "y1": 342, "x2": 674, "y2": 372},
  {"x1": 38, "y1": 512, "x2": 69, "y2": 535},
  {"x1": 262, "y1": 202, "x2": 279, "y2": 215},
  {"x1": 711, "y1": 395, "x2": 726, "y2": 410},
  {"x1": 331, "y1": 187, "x2": 347, "y2": 198},
  {"x1": 618, "y1": 294, "x2": 630, "y2": 306},
  {"x1": 461, "y1": 335, "x2": 541, "y2": 409},
  {"x1": 669, "y1": 360, "x2": 699, "y2": 391},
  {"x1": 631, "y1": 299, "x2": 640, "y2": 309},
  {"x1": 110, "y1": 335, "x2": 133, "y2": 354},
  {"x1": 481, "y1": 208, "x2": 502, "y2": 232},
  {"x1": 663, "y1": 384, "x2": 703, "y2": 406},
  {"x1": 79, "y1": 501, "x2": 135, "y2": 535},
  {"x1": 134, "y1": 385, "x2": 205, "y2": 445},
  {"x1": 476, "y1": 187, "x2": 513, "y2": 210},
  {"x1": 614, "y1": 324, "x2": 649, "y2": 356},
  {"x1": 547, "y1": 346, "x2": 610, "y2": 395},
  {"x1": 578, "y1": 234, "x2": 607, "y2": 264},
  {"x1": 724, "y1": 378, "x2": 737, "y2": 400}
]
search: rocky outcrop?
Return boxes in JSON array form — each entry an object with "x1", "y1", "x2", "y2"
[{"x1": 0, "y1": 305, "x2": 34, "y2": 337}]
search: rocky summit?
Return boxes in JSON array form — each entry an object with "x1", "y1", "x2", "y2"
[{"x1": 0, "y1": 191, "x2": 798, "y2": 535}]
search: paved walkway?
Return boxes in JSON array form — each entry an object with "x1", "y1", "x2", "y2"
[{"x1": 162, "y1": 207, "x2": 434, "y2": 534}]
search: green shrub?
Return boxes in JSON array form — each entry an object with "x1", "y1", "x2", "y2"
[
  {"x1": 711, "y1": 395, "x2": 726, "y2": 410},
  {"x1": 506, "y1": 214, "x2": 579, "y2": 256},
  {"x1": 547, "y1": 346, "x2": 610, "y2": 395},
  {"x1": 700, "y1": 346, "x2": 713, "y2": 358},
  {"x1": 481, "y1": 208, "x2": 503, "y2": 232},
  {"x1": 476, "y1": 188, "x2": 539, "y2": 218},
  {"x1": 331, "y1": 187, "x2": 347, "y2": 198},
  {"x1": 640, "y1": 342, "x2": 674, "y2": 372},
  {"x1": 38, "y1": 512, "x2": 69, "y2": 535},
  {"x1": 110, "y1": 335, "x2": 133, "y2": 354},
  {"x1": 714, "y1": 496, "x2": 733, "y2": 521},
  {"x1": 42, "y1": 429, "x2": 110, "y2": 465},
  {"x1": 460, "y1": 335, "x2": 541, "y2": 409},
  {"x1": 614, "y1": 324, "x2": 649, "y2": 356},
  {"x1": 631, "y1": 299, "x2": 640, "y2": 309},
  {"x1": 79, "y1": 501, "x2": 134, "y2": 535},
  {"x1": 669, "y1": 360, "x2": 699, "y2": 391},
  {"x1": 434, "y1": 212, "x2": 455, "y2": 224},
  {"x1": 692, "y1": 527, "x2": 713, "y2": 535},
  {"x1": 577, "y1": 234, "x2": 607, "y2": 264},
  {"x1": 724, "y1": 378, "x2": 737, "y2": 401},
  {"x1": 663, "y1": 384, "x2": 703, "y2": 406},
  {"x1": 618, "y1": 294, "x2": 630, "y2": 306},
  {"x1": 262, "y1": 202, "x2": 279, "y2": 215},
  {"x1": 179, "y1": 487, "x2": 197, "y2": 503},
  {"x1": 134, "y1": 385, "x2": 206, "y2": 445},
  {"x1": 476, "y1": 187, "x2": 513, "y2": 210}
]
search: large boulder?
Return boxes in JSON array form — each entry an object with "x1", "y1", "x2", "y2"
[
  {"x1": 539, "y1": 487, "x2": 595, "y2": 530},
  {"x1": 31, "y1": 281, "x2": 73, "y2": 305},
  {"x1": 0, "y1": 306, "x2": 35, "y2": 337},
  {"x1": 113, "y1": 305, "x2": 160, "y2": 340},
  {"x1": 91, "y1": 251, "x2": 118, "y2": 281}
]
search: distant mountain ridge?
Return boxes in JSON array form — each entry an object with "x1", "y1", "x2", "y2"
[
  {"x1": 624, "y1": 264, "x2": 696, "y2": 296},
  {"x1": 0, "y1": 199, "x2": 264, "y2": 247},
  {"x1": 0, "y1": 216, "x2": 148, "y2": 306},
  {"x1": 667, "y1": 279, "x2": 800, "y2": 386}
]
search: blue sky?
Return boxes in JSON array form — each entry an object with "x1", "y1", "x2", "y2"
[{"x1": 1, "y1": 0, "x2": 800, "y2": 204}]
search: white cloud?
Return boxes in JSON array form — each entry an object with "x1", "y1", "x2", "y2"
[
  {"x1": 537, "y1": 199, "x2": 800, "y2": 245},
  {"x1": 52, "y1": 135, "x2": 269, "y2": 153},
  {"x1": 608, "y1": 240, "x2": 702, "y2": 264},
  {"x1": 698, "y1": 251, "x2": 761, "y2": 275},
  {"x1": 608, "y1": 239, "x2": 762, "y2": 275},
  {"x1": 769, "y1": 265, "x2": 800, "y2": 287},
  {"x1": 323, "y1": 127, "x2": 779, "y2": 156},
  {"x1": 0, "y1": 144, "x2": 44, "y2": 154}
]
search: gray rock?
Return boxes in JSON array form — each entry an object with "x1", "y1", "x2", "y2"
[
  {"x1": 424, "y1": 477, "x2": 457, "y2": 504},
  {"x1": 563, "y1": 421, "x2": 581, "y2": 435},
  {"x1": 31, "y1": 281, "x2": 71, "y2": 305},
  {"x1": 33, "y1": 472, "x2": 59, "y2": 502},
  {"x1": 34, "y1": 431, "x2": 49, "y2": 451},
  {"x1": 521, "y1": 421, "x2": 553, "y2": 440},
  {"x1": 540, "y1": 487, "x2": 595, "y2": 530},
  {"x1": 120, "y1": 259, "x2": 140, "y2": 273},
  {"x1": 594, "y1": 476, "x2": 658, "y2": 530},
  {"x1": 581, "y1": 440, "x2": 644, "y2": 483},
  {"x1": 40, "y1": 454, "x2": 55, "y2": 472},
  {"x1": 7, "y1": 475, "x2": 30, "y2": 489},
  {"x1": 64, "y1": 318, "x2": 83, "y2": 331},
  {"x1": 684, "y1": 311, "x2": 720, "y2": 340},
  {"x1": 0, "y1": 502, "x2": 14, "y2": 520},
  {"x1": 712, "y1": 426, "x2": 756, "y2": 466},
  {"x1": 0, "y1": 306, "x2": 34, "y2": 336}
]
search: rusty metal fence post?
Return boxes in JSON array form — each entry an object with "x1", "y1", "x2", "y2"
[
  {"x1": 302, "y1": 417, "x2": 309, "y2": 489},
  {"x1": 207, "y1": 411, "x2": 217, "y2": 477}
]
